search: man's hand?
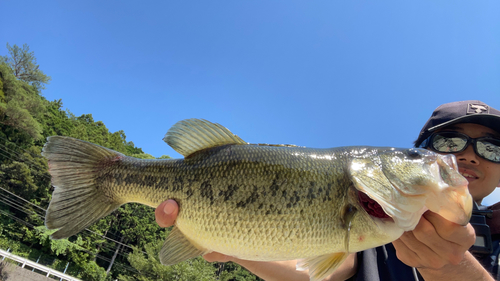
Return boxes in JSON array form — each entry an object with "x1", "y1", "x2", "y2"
[{"x1": 392, "y1": 210, "x2": 476, "y2": 269}]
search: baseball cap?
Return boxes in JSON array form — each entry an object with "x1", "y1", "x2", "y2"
[{"x1": 415, "y1": 100, "x2": 500, "y2": 147}]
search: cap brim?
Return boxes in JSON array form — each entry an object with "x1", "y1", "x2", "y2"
[{"x1": 428, "y1": 114, "x2": 500, "y2": 134}]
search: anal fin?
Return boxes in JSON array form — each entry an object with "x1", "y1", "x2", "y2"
[
  {"x1": 159, "y1": 227, "x2": 209, "y2": 265},
  {"x1": 296, "y1": 252, "x2": 349, "y2": 281}
]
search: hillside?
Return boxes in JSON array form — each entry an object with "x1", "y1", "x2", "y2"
[{"x1": 0, "y1": 43, "x2": 261, "y2": 281}]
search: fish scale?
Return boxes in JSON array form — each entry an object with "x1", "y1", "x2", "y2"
[{"x1": 42, "y1": 118, "x2": 472, "y2": 281}]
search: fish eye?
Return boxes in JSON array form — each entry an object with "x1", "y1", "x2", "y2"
[{"x1": 406, "y1": 148, "x2": 422, "y2": 159}]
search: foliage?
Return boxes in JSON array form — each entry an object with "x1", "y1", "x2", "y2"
[
  {"x1": 0, "y1": 161, "x2": 39, "y2": 197},
  {"x1": 0, "y1": 43, "x2": 262, "y2": 280},
  {"x1": 34, "y1": 226, "x2": 84, "y2": 256},
  {"x1": 120, "y1": 239, "x2": 217, "y2": 281},
  {"x1": 1, "y1": 43, "x2": 51, "y2": 90},
  {"x1": 218, "y1": 262, "x2": 262, "y2": 281},
  {"x1": 131, "y1": 153, "x2": 156, "y2": 159},
  {"x1": 0, "y1": 63, "x2": 45, "y2": 139},
  {"x1": 120, "y1": 238, "x2": 264, "y2": 281}
]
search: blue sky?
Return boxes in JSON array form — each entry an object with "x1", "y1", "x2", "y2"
[{"x1": 1, "y1": 1, "x2": 499, "y2": 204}]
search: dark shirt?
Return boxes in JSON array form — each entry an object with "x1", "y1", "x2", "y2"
[
  {"x1": 349, "y1": 244, "x2": 422, "y2": 281},
  {"x1": 473, "y1": 202, "x2": 500, "y2": 279},
  {"x1": 350, "y1": 202, "x2": 500, "y2": 281},
  {"x1": 473, "y1": 234, "x2": 500, "y2": 280}
]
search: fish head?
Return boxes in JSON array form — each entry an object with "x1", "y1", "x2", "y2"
[{"x1": 349, "y1": 147, "x2": 472, "y2": 231}]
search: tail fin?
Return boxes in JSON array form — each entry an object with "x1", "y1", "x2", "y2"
[{"x1": 42, "y1": 136, "x2": 124, "y2": 239}]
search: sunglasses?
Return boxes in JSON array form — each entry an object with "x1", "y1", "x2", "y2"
[{"x1": 419, "y1": 131, "x2": 500, "y2": 163}]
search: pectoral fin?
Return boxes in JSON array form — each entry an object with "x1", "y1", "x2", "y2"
[
  {"x1": 295, "y1": 205, "x2": 355, "y2": 280},
  {"x1": 296, "y1": 252, "x2": 349, "y2": 281},
  {"x1": 159, "y1": 227, "x2": 209, "y2": 265}
]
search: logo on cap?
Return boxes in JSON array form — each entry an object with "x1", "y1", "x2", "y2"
[{"x1": 467, "y1": 103, "x2": 489, "y2": 114}]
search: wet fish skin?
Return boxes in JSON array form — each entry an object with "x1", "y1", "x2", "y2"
[
  {"x1": 46, "y1": 139, "x2": 365, "y2": 257},
  {"x1": 42, "y1": 119, "x2": 472, "y2": 281}
]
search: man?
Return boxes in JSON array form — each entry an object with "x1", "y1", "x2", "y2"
[
  {"x1": 352, "y1": 100, "x2": 500, "y2": 281},
  {"x1": 155, "y1": 100, "x2": 500, "y2": 280}
]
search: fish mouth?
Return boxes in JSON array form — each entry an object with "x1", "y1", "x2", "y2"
[
  {"x1": 357, "y1": 191, "x2": 393, "y2": 222},
  {"x1": 424, "y1": 155, "x2": 472, "y2": 226}
]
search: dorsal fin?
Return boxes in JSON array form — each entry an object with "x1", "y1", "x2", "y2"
[{"x1": 163, "y1": 119, "x2": 247, "y2": 157}]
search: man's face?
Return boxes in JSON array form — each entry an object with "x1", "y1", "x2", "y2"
[{"x1": 434, "y1": 123, "x2": 500, "y2": 203}]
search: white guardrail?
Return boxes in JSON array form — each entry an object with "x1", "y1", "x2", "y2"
[{"x1": 0, "y1": 248, "x2": 81, "y2": 281}]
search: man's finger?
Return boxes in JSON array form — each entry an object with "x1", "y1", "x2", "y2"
[
  {"x1": 422, "y1": 211, "x2": 475, "y2": 246},
  {"x1": 411, "y1": 214, "x2": 456, "y2": 257},
  {"x1": 155, "y1": 199, "x2": 178, "y2": 227},
  {"x1": 392, "y1": 238, "x2": 421, "y2": 267},
  {"x1": 398, "y1": 231, "x2": 446, "y2": 269}
]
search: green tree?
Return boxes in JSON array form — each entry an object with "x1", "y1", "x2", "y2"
[
  {"x1": 120, "y1": 237, "x2": 263, "y2": 281},
  {"x1": 119, "y1": 239, "x2": 217, "y2": 281},
  {"x1": 0, "y1": 161, "x2": 38, "y2": 197},
  {"x1": 1, "y1": 43, "x2": 51, "y2": 90},
  {"x1": 0, "y1": 43, "x2": 266, "y2": 281},
  {"x1": 40, "y1": 99, "x2": 75, "y2": 138},
  {"x1": 34, "y1": 226, "x2": 84, "y2": 256},
  {"x1": 0, "y1": 62, "x2": 45, "y2": 139}
]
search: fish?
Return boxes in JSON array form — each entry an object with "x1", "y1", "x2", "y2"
[{"x1": 42, "y1": 119, "x2": 473, "y2": 281}]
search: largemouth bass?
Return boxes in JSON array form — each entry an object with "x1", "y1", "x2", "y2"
[{"x1": 42, "y1": 119, "x2": 472, "y2": 281}]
